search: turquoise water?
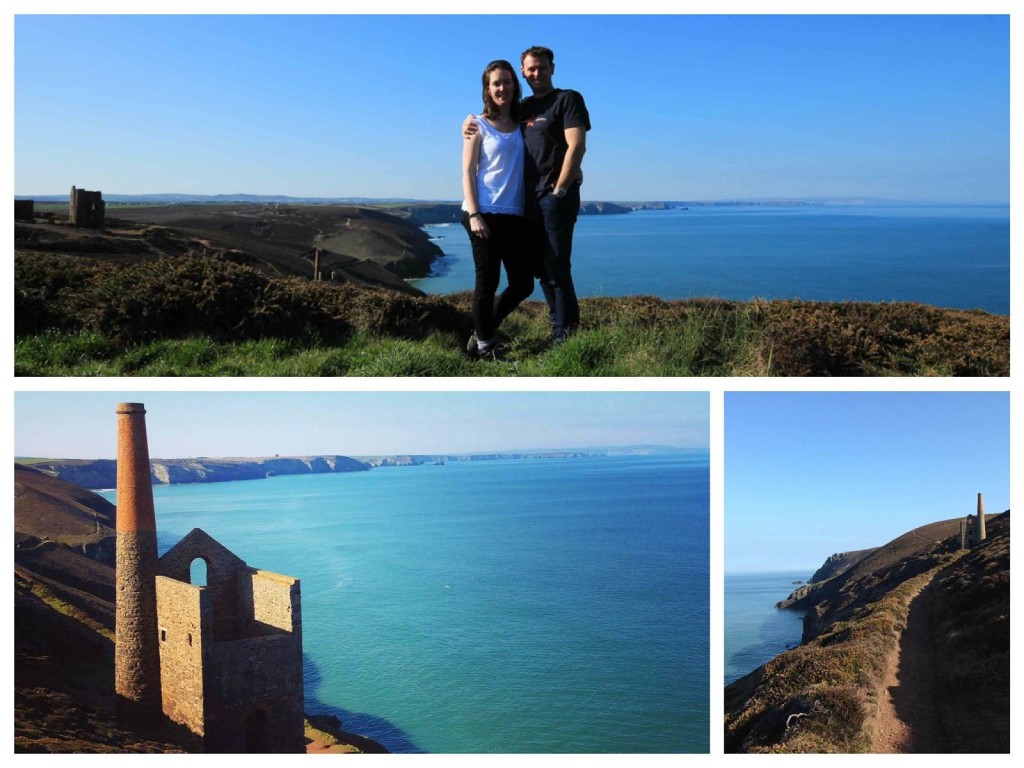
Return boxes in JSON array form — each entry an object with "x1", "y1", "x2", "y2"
[
  {"x1": 102, "y1": 454, "x2": 709, "y2": 753},
  {"x1": 724, "y1": 571, "x2": 809, "y2": 685},
  {"x1": 417, "y1": 206, "x2": 1009, "y2": 315}
]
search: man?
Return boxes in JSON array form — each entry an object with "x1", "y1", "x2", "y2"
[{"x1": 466, "y1": 45, "x2": 590, "y2": 344}]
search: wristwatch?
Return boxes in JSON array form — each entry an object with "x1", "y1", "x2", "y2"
[{"x1": 553, "y1": 188, "x2": 568, "y2": 199}]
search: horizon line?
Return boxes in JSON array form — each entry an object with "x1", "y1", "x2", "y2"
[{"x1": 14, "y1": 192, "x2": 1010, "y2": 207}]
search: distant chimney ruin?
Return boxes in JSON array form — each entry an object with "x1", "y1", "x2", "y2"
[
  {"x1": 959, "y1": 492, "x2": 988, "y2": 549},
  {"x1": 69, "y1": 186, "x2": 105, "y2": 229}
]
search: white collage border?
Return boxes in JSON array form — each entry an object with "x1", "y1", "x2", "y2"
[{"x1": 3, "y1": 0, "x2": 1019, "y2": 764}]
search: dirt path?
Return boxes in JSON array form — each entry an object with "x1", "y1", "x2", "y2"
[{"x1": 869, "y1": 577, "x2": 947, "y2": 753}]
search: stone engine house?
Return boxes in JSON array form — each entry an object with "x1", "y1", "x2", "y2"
[
  {"x1": 959, "y1": 492, "x2": 989, "y2": 550},
  {"x1": 114, "y1": 403, "x2": 304, "y2": 753},
  {"x1": 69, "y1": 186, "x2": 105, "y2": 229},
  {"x1": 156, "y1": 530, "x2": 305, "y2": 752}
]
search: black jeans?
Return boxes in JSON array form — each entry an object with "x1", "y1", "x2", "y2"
[
  {"x1": 461, "y1": 211, "x2": 535, "y2": 341},
  {"x1": 534, "y1": 184, "x2": 581, "y2": 334}
]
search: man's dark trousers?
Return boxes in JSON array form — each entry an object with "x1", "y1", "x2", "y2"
[{"x1": 535, "y1": 183, "x2": 581, "y2": 337}]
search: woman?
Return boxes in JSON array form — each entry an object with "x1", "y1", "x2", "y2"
[{"x1": 461, "y1": 59, "x2": 534, "y2": 359}]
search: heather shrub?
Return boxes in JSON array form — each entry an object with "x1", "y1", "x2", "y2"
[
  {"x1": 753, "y1": 300, "x2": 1010, "y2": 376},
  {"x1": 13, "y1": 255, "x2": 1009, "y2": 376},
  {"x1": 84, "y1": 256, "x2": 284, "y2": 342}
]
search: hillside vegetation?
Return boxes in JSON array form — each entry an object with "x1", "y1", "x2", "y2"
[
  {"x1": 15, "y1": 253, "x2": 1008, "y2": 377},
  {"x1": 724, "y1": 513, "x2": 1009, "y2": 753}
]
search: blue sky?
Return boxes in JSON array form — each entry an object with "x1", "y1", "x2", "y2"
[
  {"x1": 14, "y1": 391, "x2": 709, "y2": 458},
  {"x1": 725, "y1": 392, "x2": 1009, "y2": 573},
  {"x1": 13, "y1": 13, "x2": 1009, "y2": 202}
]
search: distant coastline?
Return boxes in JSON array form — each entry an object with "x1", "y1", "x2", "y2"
[{"x1": 17, "y1": 446, "x2": 692, "y2": 490}]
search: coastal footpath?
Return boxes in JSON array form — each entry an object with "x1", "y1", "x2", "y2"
[{"x1": 725, "y1": 512, "x2": 1009, "y2": 753}]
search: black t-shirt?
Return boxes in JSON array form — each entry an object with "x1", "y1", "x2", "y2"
[{"x1": 520, "y1": 88, "x2": 591, "y2": 197}]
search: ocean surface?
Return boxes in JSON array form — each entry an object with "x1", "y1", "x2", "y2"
[
  {"x1": 417, "y1": 206, "x2": 1009, "y2": 315},
  {"x1": 724, "y1": 571, "x2": 809, "y2": 686},
  {"x1": 101, "y1": 454, "x2": 709, "y2": 753}
]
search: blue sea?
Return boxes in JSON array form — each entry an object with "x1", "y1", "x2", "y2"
[
  {"x1": 417, "y1": 206, "x2": 1009, "y2": 315},
  {"x1": 724, "y1": 571, "x2": 809, "y2": 686},
  {"x1": 101, "y1": 454, "x2": 709, "y2": 753}
]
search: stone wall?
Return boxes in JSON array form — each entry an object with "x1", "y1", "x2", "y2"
[
  {"x1": 155, "y1": 527, "x2": 304, "y2": 752},
  {"x1": 158, "y1": 529, "x2": 247, "y2": 641},
  {"x1": 155, "y1": 575, "x2": 209, "y2": 736},
  {"x1": 205, "y1": 634, "x2": 305, "y2": 752},
  {"x1": 247, "y1": 570, "x2": 301, "y2": 636},
  {"x1": 115, "y1": 529, "x2": 161, "y2": 713}
]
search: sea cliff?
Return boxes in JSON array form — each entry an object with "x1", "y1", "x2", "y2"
[{"x1": 22, "y1": 455, "x2": 369, "y2": 490}]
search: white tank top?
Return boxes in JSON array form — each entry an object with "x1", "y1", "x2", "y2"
[{"x1": 463, "y1": 116, "x2": 525, "y2": 216}]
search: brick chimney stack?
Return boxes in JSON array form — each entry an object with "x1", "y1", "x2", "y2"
[
  {"x1": 977, "y1": 492, "x2": 986, "y2": 543},
  {"x1": 114, "y1": 403, "x2": 161, "y2": 715}
]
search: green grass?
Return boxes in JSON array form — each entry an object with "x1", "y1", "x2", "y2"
[
  {"x1": 15, "y1": 253, "x2": 1009, "y2": 377},
  {"x1": 15, "y1": 302, "x2": 769, "y2": 377}
]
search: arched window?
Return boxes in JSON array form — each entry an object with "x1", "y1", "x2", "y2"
[{"x1": 190, "y1": 557, "x2": 208, "y2": 587}]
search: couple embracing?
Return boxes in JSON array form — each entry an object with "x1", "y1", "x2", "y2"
[{"x1": 461, "y1": 46, "x2": 590, "y2": 359}]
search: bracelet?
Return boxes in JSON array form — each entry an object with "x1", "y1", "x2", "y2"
[{"x1": 469, "y1": 212, "x2": 483, "y2": 219}]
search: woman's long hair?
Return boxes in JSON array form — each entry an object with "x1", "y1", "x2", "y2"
[{"x1": 481, "y1": 60, "x2": 522, "y2": 121}]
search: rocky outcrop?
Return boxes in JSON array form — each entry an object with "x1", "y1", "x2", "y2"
[
  {"x1": 578, "y1": 201, "x2": 631, "y2": 215},
  {"x1": 808, "y1": 548, "x2": 877, "y2": 583},
  {"x1": 389, "y1": 204, "x2": 462, "y2": 225},
  {"x1": 774, "y1": 548, "x2": 879, "y2": 609}
]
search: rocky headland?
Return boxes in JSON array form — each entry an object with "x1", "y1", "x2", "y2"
[
  {"x1": 13, "y1": 462, "x2": 387, "y2": 753},
  {"x1": 388, "y1": 200, "x2": 632, "y2": 224},
  {"x1": 774, "y1": 548, "x2": 877, "y2": 609},
  {"x1": 21, "y1": 455, "x2": 370, "y2": 490},
  {"x1": 725, "y1": 512, "x2": 1009, "y2": 753},
  {"x1": 23, "y1": 447, "x2": 673, "y2": 489}
]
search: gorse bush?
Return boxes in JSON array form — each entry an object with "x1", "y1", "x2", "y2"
[
  {"x1": 14, "y1": 253, "x2": 1009, "y2": 377},
  {"x1": 755, "y1": 300, "x2": 1009, "y2": 376},
  {"x1": 15, "y1": 254, "x2": 470, "y2": 346}
]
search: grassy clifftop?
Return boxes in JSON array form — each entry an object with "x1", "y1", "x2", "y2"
[
  {"x1": 724, "y1": 513, "x2": 1009, "y2": 753},
  {"x1": 15, "y1": 253, "x2": 1008, "y2": 376}
]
